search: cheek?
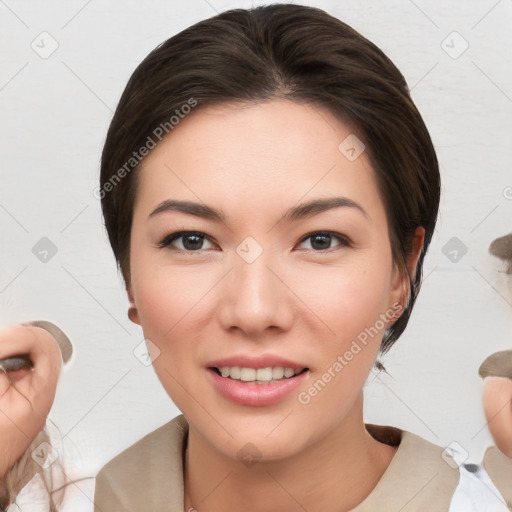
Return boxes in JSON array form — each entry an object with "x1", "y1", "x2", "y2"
[
  {"x1": 294, "y1": 256, "x2": 394, "y2": 343},
  {"x1": 133, "y1": 262, "x2": 216, "y2": 338},
  {"x1": 131, "y1": 263, "x2": 217, "y2": 391}
]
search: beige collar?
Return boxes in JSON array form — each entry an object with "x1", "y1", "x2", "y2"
[{"x1": 94, "y1": 414, "x2": 460, "y2": 511}]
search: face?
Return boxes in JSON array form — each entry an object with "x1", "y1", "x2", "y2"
[{"x1": 128, "y1": 99, "x2": 409, "y2": 461}]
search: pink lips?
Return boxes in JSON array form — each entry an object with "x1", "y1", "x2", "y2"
[
  {"x1": 207, "y1": 368, "x2": 309, "y2": 407},
  {"x1": 206, "y1": 353, "x2": 310, "y2": 407}
]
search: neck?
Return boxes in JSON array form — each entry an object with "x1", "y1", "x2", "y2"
[{"x1": 183, "y1": 394, "x2": 397, "y2": 512}]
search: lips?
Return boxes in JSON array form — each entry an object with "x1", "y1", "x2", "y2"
[{"x1": 206, "y1": 353, "x2": 310, "y2": 406}]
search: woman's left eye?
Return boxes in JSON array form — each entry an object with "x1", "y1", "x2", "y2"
[
  {"x1": 297, "y1": 231, "x2": 351, "y2": 251},
  {"x1": 158, "y1": 231, "x2": 215, "y2": 251}
]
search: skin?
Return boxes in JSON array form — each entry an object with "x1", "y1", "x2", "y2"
[
  {"x1": 482, "y1": 377, "x2": 512, "y2": 457},
  {"x1": 127, "y1": 99, "x2": 424, "y2": 512},
  {"x1": 0, "y1": 325, "x2": 62, "y2": 480}
]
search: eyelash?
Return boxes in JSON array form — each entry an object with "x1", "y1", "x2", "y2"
[{"x1": 157, "y1": 230, "x2": 352, "y2": 253}]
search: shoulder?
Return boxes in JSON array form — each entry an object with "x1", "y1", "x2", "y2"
[
  {"x1": 359, "y1": 424, "x2": 461, "y2": 510},
  {"x1": 361, "y1": 424, "x2": 511, "y2": 512},
  {"x1": 93, "y1": 414, "x2": 188, "y2": 512}
]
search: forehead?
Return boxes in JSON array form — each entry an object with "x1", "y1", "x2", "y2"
[{"x1": 134, "y1": 99, "x2": 385, "y2": 223}]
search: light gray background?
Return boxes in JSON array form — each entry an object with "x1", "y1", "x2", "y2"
[{"x1": 1, "y1": 0, "x2": 511, "y2": 508}]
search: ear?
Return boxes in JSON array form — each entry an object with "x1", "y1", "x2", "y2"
[
  {"x1": 388, "y1": 226, "x2": 425, "y2": 320},
  {"x1": 126, "y1": 285, "x2": 141, "y2": 325}
]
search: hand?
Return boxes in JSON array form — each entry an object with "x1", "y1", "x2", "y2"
[
  {"x1": 480, "y1": 350, "x2": 512, "y2": 458},
  {"x1": 482, "y1": 376, "x2": 512, "y2": 458},
  {"x1": 0, "y1": 324, "x2": 63, "y2": 479}
]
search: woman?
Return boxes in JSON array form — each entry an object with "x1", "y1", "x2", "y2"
[{"x1": 91, "y1": 4, "x2": 511, "y2": 511}]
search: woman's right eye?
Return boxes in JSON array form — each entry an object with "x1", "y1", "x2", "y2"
[{"x1": 157, "y1": 231, "x2": 216, "y2": 252}]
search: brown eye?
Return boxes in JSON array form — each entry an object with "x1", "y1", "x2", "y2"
[
  {"x1": 158, "y1": 231, "x2": 216, "y2": 251},
  {"x1": 297, "y1": 231, "x2": 351, "y2": 251}
]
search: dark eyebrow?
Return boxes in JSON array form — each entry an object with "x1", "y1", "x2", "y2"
[
  {"x1": 280, "y1": 197, "x2": 367, "y2": 223},
  {"x1": 148, "y1": 197, "x2": 367, "y2": 223}
]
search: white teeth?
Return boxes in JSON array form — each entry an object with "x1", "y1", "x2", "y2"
[
  {"x1": 229, "y1": 366, "x2": 241, "y2": 379},
  {"x1": 256, "y1": 368, "x2": 273, "y2": 381},
  {"x1": 240, "y1": 368, "x2": 256, "y2": 381},
  {"x1": 216, "y1": 366, "x2": 305, "y2": 382},
  {"x1": 272, "y1": 367, "x2": 284, "y2": 379},
  {"x1": 284, "y1": 368, "x2": 295, "y2": 378}
]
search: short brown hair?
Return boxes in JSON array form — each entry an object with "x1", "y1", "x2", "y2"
[{"x1": 99, "y1": 4, "x2": 440, "y2": 355}]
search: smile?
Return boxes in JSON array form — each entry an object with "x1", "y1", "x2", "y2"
[
  {"x1": 212, "y1": 366, "x2": 308, "y2": 384},
  {"x1": 207, "y1": 366, "x2": 310, "y2": 406}
]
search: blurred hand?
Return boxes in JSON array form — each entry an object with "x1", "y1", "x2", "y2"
[
  {"x1": 483, "y1": 376, "x2": 512, "y2": 458},
  {"x1": 0, "y1": 324, "x2": 62, "y2": 478}
]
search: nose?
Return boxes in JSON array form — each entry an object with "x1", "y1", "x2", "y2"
[{"x1": 217, "y1": 250, "x2": 294, "y2": 338}]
